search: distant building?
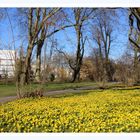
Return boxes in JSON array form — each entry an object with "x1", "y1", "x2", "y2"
[{"x1": 0, "y1": 50, "x2": 16, "y2": 77}]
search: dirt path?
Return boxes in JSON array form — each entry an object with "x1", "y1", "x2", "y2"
[
  {"x1": 1, "y1": 84, "x2": 139, "y2": 104},
  {"x1": 0, "y1": 86, "x2": 98, "y2": 104},
  {"x1": 0, "y1": 96, "x2": 17, "y2": 104}
]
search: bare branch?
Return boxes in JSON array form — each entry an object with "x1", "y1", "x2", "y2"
[{"x1": 129, "y1": 37, "x2": 140, "y2": 52}]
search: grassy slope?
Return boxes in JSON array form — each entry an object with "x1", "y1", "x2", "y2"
[{"x1": 0, "y1": 89, "x2": 140, "y2": 132}]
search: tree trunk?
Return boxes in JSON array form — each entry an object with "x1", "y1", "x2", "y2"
[
  {"x1": 20, "y1": 44, "x2": 34, "y2": 86},
  {"x1": 72, "y1": 69, "x2": 79, "y2": 82},
  {"x1": 133, "y1": 49, "x2": 139, "y2": 83},
  {"x1": 35, "y1": 44, "x2": 42, "y2": 82},
  {"x1": 98, "y1": 44, "x2": 104, "y2": 81},
  {"x1": 72, "y1": 25, "x2": 81, "y2": 82}
]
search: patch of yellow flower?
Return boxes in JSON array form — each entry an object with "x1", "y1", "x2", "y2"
[{"x1": 0, "y1": 89, "x2": 140, "y2": 132}]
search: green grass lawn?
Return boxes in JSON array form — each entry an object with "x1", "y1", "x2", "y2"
[
  {"x1": 0, "y1": 82, "x2": 98, "y2": 98},
  {"x1": 45, "y1": 81, "x2": 98, "y2": 90},
  {"x1": 0, "y1": 89, "x2": 140, "y2": 132},
  {"x1": 0, "y1": 81, "x2": 139, "y2": 98},
  {"x1": 0, "y1": 84, "x2": 16, "y2": 97}
]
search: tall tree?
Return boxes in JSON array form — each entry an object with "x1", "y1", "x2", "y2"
[
  {"x1": 35, "y1": 8, "x2": 47, "y2": 82},
  {"x1": 69, "y1": 8, "x2": 95, "y2": 82},
  {"x1": 91, "y1": 9, "x2": 117, "y2": 81},
  {"x1": 17, "y1": 8, "x2": 61, "y2": 87},
  {"x1": 34, "y1": 8, "x2": 76, "y2": 82}
]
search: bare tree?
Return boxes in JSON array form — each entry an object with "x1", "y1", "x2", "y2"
[
  {"x1": 34, "y1": 8, "x2": 76, "y2": 82},
  {"x1": 130, "y1": 31, "x2": 140, "y2": 83},
  {"x1": 91, "y1": 9, "x2": 117, "y2": 81},
  {"x1": 129, "y1": 8, "x2": 140, "y2": 83},
  {"x1": 35, "y1": 8, "x2": 47, "y2": 82},
  {"x1": 16, "y1": 8, "x2": 61, "y2": 87},
  {"x1": 91, "y1": 27, "x2": 104, "y2": 81},
  {"x1": 129, "y1": 8, "x2": 140, "y2": 52},
  {"x1": 65, "y1": 8, "x2": 95, "y2": 82}
]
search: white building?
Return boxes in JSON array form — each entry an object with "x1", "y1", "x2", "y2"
[{"x1": 0, "y1": 50, "x2": 16, "y2": 77}]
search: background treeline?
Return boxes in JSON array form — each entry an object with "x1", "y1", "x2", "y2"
[{"x1": 0, "y1": 8, "x2": 139, "y2": 97}]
